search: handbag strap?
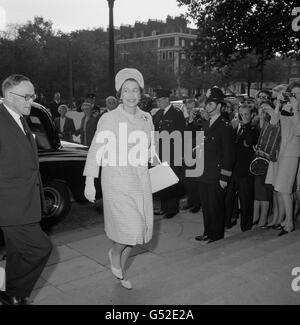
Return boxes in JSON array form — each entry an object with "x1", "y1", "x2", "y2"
[{"x1": 153, "y1": 152, "x2": 162, "y2": 165}]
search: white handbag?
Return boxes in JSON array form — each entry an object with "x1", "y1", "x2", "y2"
[{"x1": 149, "y1": 153, "x2": 179, "y2": 193}]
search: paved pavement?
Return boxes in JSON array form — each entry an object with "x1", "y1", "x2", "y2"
[{"x1": 1, "y1": 204, "x2": 300, "y2": 305}]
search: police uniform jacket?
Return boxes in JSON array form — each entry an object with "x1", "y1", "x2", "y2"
[{"x1": 198, "y1": 116, "x2": 235, "y2": 184}]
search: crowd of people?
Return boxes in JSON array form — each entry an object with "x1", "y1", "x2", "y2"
[{"x1": 1, "y1": 68, "x2": 300, "y2": 304}]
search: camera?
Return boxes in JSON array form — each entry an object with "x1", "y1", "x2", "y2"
[{"x1": 282, "y1": 92, "x2": 296, "y2": 102}]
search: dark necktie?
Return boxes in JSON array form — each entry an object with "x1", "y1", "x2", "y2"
[
  {"x1": 237, "y1": 125, "x2": 244, "y2": 137},
  {"x1": 19, "y1": 116, "x2": 32, "y2": 143}
]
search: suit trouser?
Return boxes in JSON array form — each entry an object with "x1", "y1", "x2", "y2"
[
  {"x1": 183, "y1": 174, "x2": 201, "y2": 208},
  {"x1": 225, "y1": 176, "x2": 254, "y2": 232},
  {"x1": 160, "y1": 166, "x2": 182, "y2": 214},
  {"x1": 1, "y1": 223, "x2": 52, "y2": 297},
  {"x1": 225, "y1": 179, "x2": 239, "y2": 227},
  {"x1": 198, "y1": 182, "x2": 226, "y2": 241}
]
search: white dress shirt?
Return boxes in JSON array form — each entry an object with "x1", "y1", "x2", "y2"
[
  {"x1": 4, "y1": 104, "x2": 26, "y2": 134},
  {"x1": 163, "y1": 104, "x2": 172, "y2": 115},
  {"x1": 60, "y1": 117, "x2": 66, "y2": 133}
]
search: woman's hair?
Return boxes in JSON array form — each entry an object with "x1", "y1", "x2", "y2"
[
  {"x1": 186, "y1": 98, "x2": 198, "y2": 106},
  {"x1": 256, "y1": 89, "x2": 272, "y2": 99},
  {"x1": 287, "y1": 81, "x2": 300, "y2": 93},
  {"x1": 272, "y1": 84, "x2": 288, "y2": 94},
  {"x1": 116, "y1": 78, "x2": 144, "y2": 99},
  {"x1": 58, "y1": 104, "x2": 68, "y2": 111},
  {"x1": 259, "y1": 99, "x2": 275, "y2": 109}
]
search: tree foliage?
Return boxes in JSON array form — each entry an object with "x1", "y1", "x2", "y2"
[{"x1": 177, "y1": 0, "x2": 300, "y2": 72}]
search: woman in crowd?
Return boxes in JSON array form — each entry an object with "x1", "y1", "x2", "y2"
[
  {"x1": 264, "y1": 81, "x2": 300, "y2": 235},
  {"x1": 264, "y1": 84, "x2": 287, "y2": 229},
  {"x1": 83, "y1": 68, "x2": 155, "y2": 288},
  {"x1": 252, "y1": 96, "x2": 273, "y2": 227}
]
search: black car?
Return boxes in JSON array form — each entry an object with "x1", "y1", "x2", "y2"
[{"x1": 27, "y1": 103, "x2": 101, "y2": 224}]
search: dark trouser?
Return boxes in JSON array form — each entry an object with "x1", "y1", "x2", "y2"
[
  {"x1": 238, "y1": 176, "x2": 254, "y2": 231},
  {"x1": 1, "y1": 223, "x2": 52, "y2": 297},
  {"x1": 225, "y1": 176, "x2": 254, "y2": 232},
  {"x1": 160, "y1": 166, "x2": 182, "y2": 214},
  {"x1": 198, "y1": 182, "x2": 226, "y2": 241},
  {"x1": 183, "y1": 175, "x2": 201, "y2": 208},
  {"x1": 225, "y1": 179, "x2": 239, "y2": 227}
]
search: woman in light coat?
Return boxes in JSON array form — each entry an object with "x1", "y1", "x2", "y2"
[
  {"x1": 265, "y1": 81, "x2": 300, "y2": 235},
  {"x1": 83, "y1": 68, "x2": 155, "y2": 289}
]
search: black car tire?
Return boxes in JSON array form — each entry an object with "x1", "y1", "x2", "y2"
[{"x1": 42, "y1": 181, "x2": 71, "y2": 225}]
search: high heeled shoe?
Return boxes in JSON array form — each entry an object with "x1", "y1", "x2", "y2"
[
  {"x1": 120, "y1": 278, "x2": 132, "y2": 290},
  {"x1": 252, "y1": 220, "x2": 259, "y2": 226},
  {"x1": 278, "y1": 227, "x2": 295, "y2": 236},
  {"x1": 108, "y1": 249, "x2": 123, "y2": 279}
]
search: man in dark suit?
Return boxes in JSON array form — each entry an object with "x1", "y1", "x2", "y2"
[
  {"x1": 54, "y1": 104, "x2": 76, "y2": 142},
  {"x1": 85, "y1": 93, "x2": 101, "y2": 118},
  {"x1": 75, "y1": 102, "x2": 99, "y2": 147},
  {"x1": 152, "y1": 89, "x2": 186, "y2": 218},
  {"x1": 225, "y1": 103, "x2": 259, "y2": 231},
  {"x1": 48, "y1": 91, "x2": 62, "y2": 120},
  {"x1": 195, "y1": 87, "x2": 235, "y2": 243},
  {"x1": 0, "y1": 74, "x2": 52, "y2": 305}
]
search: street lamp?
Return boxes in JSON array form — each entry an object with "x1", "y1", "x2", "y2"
[{"x1": 107, "y1": 0, "x2": 115, "y2": 95}]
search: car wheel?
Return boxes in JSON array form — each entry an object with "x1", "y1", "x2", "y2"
[{"x1": 42, "y1": 181, "x2": 71, "y2": 225}]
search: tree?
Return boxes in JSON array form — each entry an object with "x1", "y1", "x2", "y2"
[{"x1": 177, "y1": 0, "x2": 300, "y2": 76}]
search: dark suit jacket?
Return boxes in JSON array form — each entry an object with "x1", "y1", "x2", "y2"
[
  {"x1": 198, "y1": 116, "x2": 235, "y2": 184},
  {"x1": 152, "y1": 105, "x2": 186, "y2": 168},
  {"x1": 233, "y1": 123, "x2": 259, "y2": 178},
  {"x1": 54, "y1": 117, "x2": 76, "y2": 142},
  {"x1": 0, "y1": 104, "x2": 43, "y2": 226},
  {"x1": 78, "y1": 115, "x2": 99, "y2": 147},
  {"x1": 48, "y1": 101, "x2": 62, "y2": 120}
]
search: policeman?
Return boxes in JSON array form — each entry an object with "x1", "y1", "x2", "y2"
[
  {"x1": 152, "y1": 89, "x2": 186, "y2": 218},
  {"x1": 195, "y1": 87, "x2": 235, "y2": 243}
]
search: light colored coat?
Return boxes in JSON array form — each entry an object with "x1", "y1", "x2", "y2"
[{"x1": 83, "y1": 105, "x2": 154, "y2": 245}]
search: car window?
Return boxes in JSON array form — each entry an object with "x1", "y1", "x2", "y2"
[{"x1": 27, "y1": 114, "x2": 52, "y2": 150}]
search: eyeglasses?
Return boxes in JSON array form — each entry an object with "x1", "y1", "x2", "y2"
[
  {"x1": 258, "y1": 95, "x2": 268, "y2": 99},
  {"x1": 10, "y1": 92, "x2": 36, "y2": 101}
]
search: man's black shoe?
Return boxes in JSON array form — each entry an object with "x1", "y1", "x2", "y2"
[
  {"x1": 164, "y1": 211, "x2": 178, "y2": 219},
  {"x1": 154, "y1": 209, "x2": 165, "y2": 216},
  {"x1": 0, "y1": 291, "x2": 29, "y2": 305},
  {"x1": 181, "y1": 204, "x2": 192, "y2": 210},
  {"x1": 195, "y1": 235, "x2": 209, "y2": 241},
  {"x1": 189, "y1": 206, "x2": 201, "y2": 213},
  {"x1": 207, "y1": 239, "x2": 216, "y2": 244}
]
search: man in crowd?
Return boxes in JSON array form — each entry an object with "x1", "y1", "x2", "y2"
[
  {"x1": 85, "y1": 93, "x2": 101, "y2": 117},
  {"x1": 75, "y1": 102, "x2": 99, "y2": 147},
  {"x1": 225, "y1": 103, "x2": 259, "y2": 231},
  {"x1": 0, "y1": 74, "x2": 52, "y2": 305},
  {"x1": 182, "y1": 98, "x2": 203, "y2": 213},
  {"x1": 152, "y1": 89, "x2": 186, "y2": 219},
  {"x1": 54, "y1": 104, "x2": 76, "y2": 142},
  {"x1": 48, "y1": 91, "x2": 62, "y2": 120},
  {"x1": 195, "y1": 87, "x2": 235, "y2": 243}
]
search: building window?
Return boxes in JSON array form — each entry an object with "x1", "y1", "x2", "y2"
[
  {"x1": 168, "y1": 51, "x2": 174, "y2": 60},
  {"x1": 160, "y1": 37, "x2": 175, "y2": 48}
]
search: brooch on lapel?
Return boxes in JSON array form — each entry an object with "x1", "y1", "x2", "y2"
[{"x1": 141, "y1": 115, "x2": 149, "y2": 122}]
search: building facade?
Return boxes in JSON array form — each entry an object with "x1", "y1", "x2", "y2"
[{"x1": 115, "y1": 16, "x2": 197, "y2": 95}]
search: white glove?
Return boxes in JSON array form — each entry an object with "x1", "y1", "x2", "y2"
[{"x1": 84, "y1": 177, "x2": 96, "y2": 203}]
